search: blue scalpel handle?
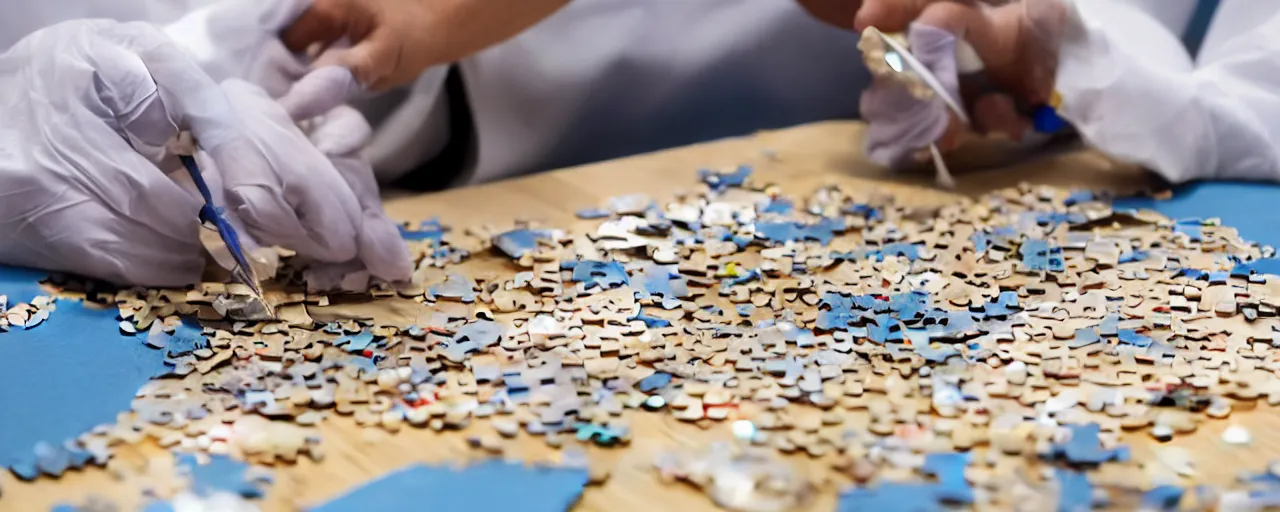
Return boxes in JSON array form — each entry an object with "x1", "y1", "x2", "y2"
[{"x1": 178, "y1": 154, "x2": 262, "y2": 296}]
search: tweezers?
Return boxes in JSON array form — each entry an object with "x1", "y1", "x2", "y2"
[
  {"x1": 178, "y1": 153, "x2": 270, "y2": 311},
  {"x1": 867, "y1": 27, "x2": 964, "y2": 189}
]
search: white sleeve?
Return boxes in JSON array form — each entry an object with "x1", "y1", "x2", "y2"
[{"x1": 1055, "y1": 0, "x2": 1280, "y2": 183}]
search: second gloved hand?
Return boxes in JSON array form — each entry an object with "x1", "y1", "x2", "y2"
[
  {"x1": 846, "y1": 0, "x2": 1068, "y2": 170},
  {"x1": 218, "y1": 78, "x2": 413, "y2": 291},
  {"x1": 0, "y1": 20, "x2": 411, "y2": 288}
]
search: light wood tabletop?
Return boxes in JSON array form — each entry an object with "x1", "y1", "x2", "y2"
[{"x1": 6, "y1": 120, "x2": 1275, "y2": 512}]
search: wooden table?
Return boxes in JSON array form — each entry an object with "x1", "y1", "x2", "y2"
[{"x1": 7, "y1": 121, "x2": 1278, "y2": 511}]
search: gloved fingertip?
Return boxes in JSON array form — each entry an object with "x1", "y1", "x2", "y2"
[
  {"x1": 360, "y1": 214, "x2": 415, "y2": 283},
  {"x1": 279, "y1": 66, "x2": 361, "y2": 121}
]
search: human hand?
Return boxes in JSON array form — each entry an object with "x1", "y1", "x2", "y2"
[
  {"x1": 803, "y1": 0, "x2": 1068, "y2": 169},
  {"x1": 0, "y1": 20, "x2": 411, "y2": 288},
  {"x1": 280, "y1": 0, "x2": 571, "y2": 90}
]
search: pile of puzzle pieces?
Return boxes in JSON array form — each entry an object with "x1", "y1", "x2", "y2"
[{"x1": 7, "y1": 166, "x2": 1280, "y2": 510}]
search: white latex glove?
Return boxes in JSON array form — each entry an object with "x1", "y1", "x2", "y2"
[
  {"x1": 163, "y1": 0, "x2": 311, "y2": 98},
  {"x1": 860, "y1": 24, "x2": 961, "y2": 169},
  {"x1": 219, "y1": 80, "x2": 413, "y2": 291},
  {"x1": 0, "y1": 20, "x2": 411, "y2": 288},
  {"x1": 164, "y1": 0, "x2": 363, "y2": 119},
  {"x1": 854, "y1": 0, "x2": 1066, "y2": 170}
]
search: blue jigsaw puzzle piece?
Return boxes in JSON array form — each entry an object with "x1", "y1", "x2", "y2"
[
  {"x1": 335, "y1": 331, "x2": 377, "y2": 353},
  {"x1": 1118, "y1": 250, "x2": 1149, "y2": 264},
  {"x1": 310, "y1": 461, "x2": 588, "y2": 512},
  {"x1": 178, "y1": 453, "x2": 272, "y2": 499},
  {"x1": 866, "y1": 314, "x2": 901, "y2": 344},
  {"x1": 736, "y1": 304, "x2": 755, "y2": 317},
  {"x1": 142, "y1": 502, "x2": 177, "y2": 512},
  {"x1": 575, "y1": 423, "x2": 628, "y2": 446},
  {"x1": 1069, "y1": 328, "x2": 1102, "y2": 349},
  {"x1": 1064, "y1": 190, "x2": 1096, "y2": 206},
  {"x1": 760, "y1": 197, "x2": 794, "y2": 215},
  {"x1": 970, "y1": 226, "x2": 1018, "y2": 255},
  {"x1": 921, "y1": 452, "x2": 974, "y2": 504},
  {"x1": 970, "y1": 232, "x2": 991, "y2": 254},
  {"x1": 922, "y1": 310, "x2": 977, "y2": 339},
  {"x1": 1020, "y1": 239, "x2": 1065, "y2": 272},
  {"x1": 1173, "y1": 221, "x2": 1204, "y2": 242},
  {"x1": 1117, "y1": 329, "x2": 1152, "y2": 348},
  {"x1": 1141, "y1": 485, "x2": 1184, "y2": 512},
  {"x1": 1, "y1": 301, "x2": 167, "y2": 474},
  {"x1": 877, "y1": 243, "x2": 921, "y2": 261},
  {"x1": 638, "y1": 372, "x2": 672, "y2": 393},
  {"x1": 842, "y1": 203, "x2": 883, "y2": 221},
  {"x1": 698, "y1": 165, "x2": 752, "y2": 192},
  {"x1": 635, "y1": 264, "x2": 689, "y2": 307},
  {"x1": 569, "y1": 261, "x2": 629, "y2": 290},
  {"x1": 1035, "y1": 212, "x2": 1087, "y2": 227},
  {"x1": 819, "y1": 292, "x2": 930, "y2": 332},
  {"x1": 1048, "y1": 423, "x2": 1129, "y2": 466},
  {"x1": 721, "y1": 268, "x2": 761, "y2": 289},
  {"x1": 492, "y1": 229, "x2": 554, "y2": 259},
  {"x1": 631, "y1": 312, "x2": 671, "y2": 328},
  {"x1": 817, "y1": 293, "x2": 857, "y2": 331},
  {"x1": 754, "y1": 217, "x2": 843, "y2": 246},
  {"x1": 1097, "y1": 315, "x2": 1120, "y2": 337},
  {"x1": 839, "y1": 243, "x2": 923, "y2": 263},
  {"x1": 889, "y1": 291, "x2": 930, "y2": 321},
  {"x1": 1175, "y1": 268, "x2": 1208, "y2": 280},
  {"x1": 977, "y1": 291, "x2": 1020, "y2": 319},
  {"x1": 908, "y1": 329, "x2": 959, "y2": 363},
  {"x1": 163, "y1": 318, "x2": 208, "y2": 358},
  {"x1": 398, "y1": 218, "x2": 446, "y2": 245},
  {"x1": 341, "y1": 354, "x2": 379, "y2": 379},
  {"x1": 1056, "y1": 470, "x2": 1096, "y2": 512}
]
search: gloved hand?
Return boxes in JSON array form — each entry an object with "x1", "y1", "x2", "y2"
[
  {"x1": 0, "y1": 20, "x2": 412, "y2": 288},
  {"x1": 279, "y1": 0, "x2": 571, "y2": 90},
  {"x1": 809, "y1": 0, "x2": 1068, "y2": 169},
  {"x1": 219, "y1": 80, "x2": 414, "y2": 291},
  {"x1": 162, "y1": 0, "x2": 313, "y2": 98}
]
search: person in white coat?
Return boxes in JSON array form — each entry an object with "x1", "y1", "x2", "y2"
[{"x1": 0, "y1": 0, "x2": 1275, "y2": 290}]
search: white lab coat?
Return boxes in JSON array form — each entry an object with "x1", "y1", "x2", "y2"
[
  {"x1": 1058, "y1": 0, "x2": 1280, "y2": 183},
  {"x1": 3, "y1": 0, "x2": 1277, "y2": 186}
]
